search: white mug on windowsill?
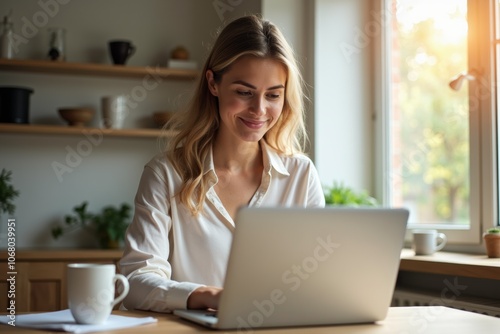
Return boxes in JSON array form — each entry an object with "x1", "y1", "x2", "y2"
[{"x1": 412, "y1": 229, "x2": 447, "y2": 255}]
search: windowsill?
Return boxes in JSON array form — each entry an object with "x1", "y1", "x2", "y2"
[
  {"x1": 400, "y1": 249, "x2": 500, "y2": 280},
  {"x1": 2, "y1": 249, "x2": 498, "y2": 280}
]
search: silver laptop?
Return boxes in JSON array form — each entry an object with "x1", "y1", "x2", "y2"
[{"x1": 174, "y1": 206, "x2": 409, "y2": 330}]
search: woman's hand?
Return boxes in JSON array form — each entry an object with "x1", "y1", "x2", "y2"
[{"x1": 187, "y1": 286, "x2": 223, "y2": 310}]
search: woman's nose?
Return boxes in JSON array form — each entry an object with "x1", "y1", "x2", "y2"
[{"x1": 250, "y1": 96, "x2": 266, "y2": 115}]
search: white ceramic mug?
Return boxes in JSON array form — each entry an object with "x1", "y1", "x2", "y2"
[
  {"x1": 101, "y1": 95, "x2": 128, "y2": 129},
  {"x1": 412, "y1": 230, "x2": 447, "y2": 255},
  {"x1": 67, "y1": 263, "x2": 129, "y2": 324}
]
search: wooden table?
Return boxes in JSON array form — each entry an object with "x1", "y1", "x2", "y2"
[{"x1": 2, "y1": 306, "x2": 500, "y2": 333}]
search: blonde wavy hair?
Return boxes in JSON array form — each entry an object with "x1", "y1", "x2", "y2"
[{"x1": 166, "y1": 15, "x2": 307, "y2": 215}]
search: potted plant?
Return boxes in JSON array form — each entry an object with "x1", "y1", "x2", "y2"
[
  {"x1": 93, "y1": 204, "x2": 131, "y2": 249},
  {"x1": 0, "y1": 169, "x2": 20, "y2": 248},
  {"x1": 0, "y1": 168, "x2": 20, "y2": 216},
  {"x1": 483, "y1": 227, "x2": 500, "y2": 258},
  {"x1": 52, "y1": 201, "x2": 131, "y2": 249},
  {"x1": 324, "y1": 181, "x2": 378, "y2": 206}
]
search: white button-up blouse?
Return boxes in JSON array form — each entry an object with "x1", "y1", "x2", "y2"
[{"x1": 119, "y1": 141, "x2": 325, "y2": 312}]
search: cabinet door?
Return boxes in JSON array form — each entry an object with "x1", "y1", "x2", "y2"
[{"x1": 16, "y1": 262, "x2": 67, "y2": 312}]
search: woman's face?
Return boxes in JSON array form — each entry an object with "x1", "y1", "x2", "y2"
[{"x1": 207, "y1": 56, "x2": 287, "y2": 143}]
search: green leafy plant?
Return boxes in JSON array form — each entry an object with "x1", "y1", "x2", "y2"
[
  {"x1": 0, "y1": 169, "x2": 20, "y2": 216},
  {"x1": 486, "y1": 227, "x2": 500, "y2": 234},
  {"x1": 93, "y1": 204, "x2": 131, "y2": 249},
  {"x1": 52, "y1": 201, "x2": 131, "y2": 249},
  {"x1": 324, "y1": 182, "x2": 378, "y2": 207}
]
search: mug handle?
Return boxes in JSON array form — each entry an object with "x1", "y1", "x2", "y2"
[
  {"x1": 435, "y1": 233, "x2": 447, "y2": 252},
  {"x1": 128, "y1": 45, "x2": 136, "y2": 57},
  {"x1": 112, "y1": 274, "x2": 130, "y2": 307}
]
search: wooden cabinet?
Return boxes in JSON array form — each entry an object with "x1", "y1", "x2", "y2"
[{"x1": 0, "y1": 250, "x2": 122, "y2": 312}]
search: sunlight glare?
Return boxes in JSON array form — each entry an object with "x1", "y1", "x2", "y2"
[{"x1": 396, "y1": 0, "x2": 468, "y2": 44}]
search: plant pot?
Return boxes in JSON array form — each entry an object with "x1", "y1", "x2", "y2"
[
  {"x1": 106, "y1": 239, "x2": 121, "y2": 250},
  {"x1": 0, "y1": 86, "x2": 34, "y2": 124},
  {"x1": 483, "y1": 233, "x2": 500, "y2": 258}
]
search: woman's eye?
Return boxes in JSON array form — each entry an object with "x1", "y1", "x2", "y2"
[
  {"x1": 237, "y1": 90, "x2": 252, "y2": 96},
  {"x1": 267, "y1": 93, "x2": 281, "y2": 99}
]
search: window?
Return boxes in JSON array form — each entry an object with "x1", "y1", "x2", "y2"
[{"x1": 378, "y1": 0, "x2": 497, "y2": 244}]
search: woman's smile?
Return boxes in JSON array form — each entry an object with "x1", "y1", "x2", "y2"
[{"x1": 239, "y1": 117, "x2": 267, "y2": 129}]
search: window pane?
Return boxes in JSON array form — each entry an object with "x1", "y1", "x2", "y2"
[{"x1": 389, "y1": 0, "x2": 469, "y2": 226}]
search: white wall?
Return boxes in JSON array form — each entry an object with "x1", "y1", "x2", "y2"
[
  {"x1": 314, "y1": 0, "x2": 374, "y2": 193},
  {"x1": 263, "y1": 0, "x2": 376, "y2": 194},
  {"x1": 0, "y1": 0, "x2": 260, "y2": 248}
]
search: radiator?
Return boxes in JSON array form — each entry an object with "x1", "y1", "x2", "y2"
[{"x1": 392, "y1": 289, "x2": 500, "y2": 318}]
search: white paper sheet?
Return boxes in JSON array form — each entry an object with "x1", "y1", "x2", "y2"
[{"x1": 0, "y1": 309, "x2": 157, "y2": 333}]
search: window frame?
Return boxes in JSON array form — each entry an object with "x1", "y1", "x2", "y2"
[{"x1": 374, "y1": 0, "x2": 497, "y2": 245}]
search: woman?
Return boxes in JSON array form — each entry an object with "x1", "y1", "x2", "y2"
[{"x1": 119, "y1": 14, "x2": 325, "y2": 313}]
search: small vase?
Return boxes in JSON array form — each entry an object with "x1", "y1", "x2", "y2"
[
  {"x1": 48, "y1": 27, "x2": 66, "y2": 61},
  {"x1": 483, "y1": 233, "x2": 500, "y2": 258}
]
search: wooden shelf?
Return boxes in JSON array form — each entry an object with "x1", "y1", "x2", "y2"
[
  {"x1": 0, "y1": 58, "x2": 199, "y2": 80},
  {"x1": 0, "y1": 123, "x2": 176, "y2": 138},
  {"x1": 0, "y1": 59, "x2": 190, "y2": 138}
]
